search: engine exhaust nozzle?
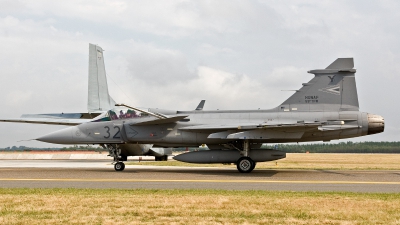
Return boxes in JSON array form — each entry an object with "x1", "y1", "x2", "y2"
[{"x1": 367, "y1": 114, "x2": 384, "y2": 135}]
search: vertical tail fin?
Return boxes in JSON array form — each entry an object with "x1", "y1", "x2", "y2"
[
  {"x1": 280, "y1": 58, "x2": 359, "y2": 112},
  {"x1": 195, "y1": 100, "x2": 206, "y2": 110},
  {"x1": 87, "y1": 43, "x2": 116, "y2": 112}
]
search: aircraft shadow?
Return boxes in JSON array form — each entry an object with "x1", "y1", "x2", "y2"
[{"x1": 84, "y1": 167, "x2": 281, "y2": 178}]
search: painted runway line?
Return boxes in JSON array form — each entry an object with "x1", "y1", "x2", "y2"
[{"x1": 1, "y1": 178, "x2": 400, "y2": 185}]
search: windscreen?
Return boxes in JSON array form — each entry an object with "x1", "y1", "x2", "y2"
[{"x1": 92, "y1": 108, "x2": 147, "y2": 122}]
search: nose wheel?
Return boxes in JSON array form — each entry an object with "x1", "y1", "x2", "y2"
[{"x1": 114, "y1": 162, "x2": 125, "y2": 171}]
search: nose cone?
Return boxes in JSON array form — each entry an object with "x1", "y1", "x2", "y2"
[
  {"x1": 367, "y1": 114, "x2": 385, "y2": 135},
  {"x1": 36, "y1": 127, "x2": 74, "y2": 144}
]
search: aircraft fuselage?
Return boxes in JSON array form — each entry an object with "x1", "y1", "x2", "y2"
[{"x1": 37, "y1": 109, "x2": 384, "y2": 147}]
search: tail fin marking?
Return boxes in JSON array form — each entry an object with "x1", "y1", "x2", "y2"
[{"x1": 280, "y1": 58, "x2": 359, "y2": 112}]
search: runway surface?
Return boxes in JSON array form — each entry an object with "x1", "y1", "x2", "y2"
[{"x1": 1, "y1": 160, "x2": 400, "y2": 192}]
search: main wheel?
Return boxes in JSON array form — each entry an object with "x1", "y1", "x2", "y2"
[
  {"x1": 114, "y1": 162, "x2": 125, "y2": 171},
  {"x1": 236, "y1": 157, "x2": 255, "y2": 173},
  {"x1": 250, "y1": 162, "x2": 257, "y2": 171}
]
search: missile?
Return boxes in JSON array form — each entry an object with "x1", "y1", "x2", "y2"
[{"x1": 173, "y1": 149, "x2": 286, "y2": 164}]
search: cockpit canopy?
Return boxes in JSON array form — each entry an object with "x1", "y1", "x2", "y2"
[{"x1": 92, "y1": 107, "x2": 148, "y2": 122}]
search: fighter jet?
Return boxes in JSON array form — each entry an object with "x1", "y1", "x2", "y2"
[{"x1": 30, "y1": 57, "x2": 384, "y2": 173}]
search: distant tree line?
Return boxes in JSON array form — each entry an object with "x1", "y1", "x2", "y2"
[
  {"x1": 0, "y1": 145, "x2": 103, "y2": 152},
  {"x1": 2, "y1": 142, "x2": 400, "y2": 153},
  {"x1": 264, "y1": 142, "x2": 400, "y2": 153}
]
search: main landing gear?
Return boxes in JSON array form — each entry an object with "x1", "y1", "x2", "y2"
[
  {"x1": 103, "y1": 144, "x2": 126, "y2": 171},
  {"x1": 236, "y1": 157, "x2": 256, "y2": 173},
  {"x1": 231, "y1": 140, "x2": 256, "y2": 173}
]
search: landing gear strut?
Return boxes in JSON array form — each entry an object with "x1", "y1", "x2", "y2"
[
  {"x1": 235, "y1": 140, "x2": 256, "y2": 173},
  {"x1": 103, "y1": 144, "x2": 125, "y2": 171}
]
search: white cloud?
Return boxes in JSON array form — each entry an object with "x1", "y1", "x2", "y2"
[
  {"x1": 110, "y1": 63, "x2": 299, "y2": 111},
  {"x1": 173, "y1": 66, "x2": 267, "y2": 110},
  {"x1": 198, "y1": 43, "x2": 236, "y2": 56},
  {"x1": 0, "y1": 0, "x2": 399, "y2": 148},
  {"x1": 124, "y1": 40, "x2": 193, "y2": 84},
  {"x1": 4, "y1": 0, "x2": 282, "y2": 38},
  {"x1": 0, "y1": 16, "x2": 89, "y2": 115}
]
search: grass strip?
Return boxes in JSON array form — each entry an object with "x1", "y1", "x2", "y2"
[{"x1": 1, "y1": 188, "x2": 399, "y2": 224}]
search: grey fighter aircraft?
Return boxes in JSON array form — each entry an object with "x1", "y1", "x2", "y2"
[{"x1": 30, "y1": 57, "x2": 384, "y2": 173}]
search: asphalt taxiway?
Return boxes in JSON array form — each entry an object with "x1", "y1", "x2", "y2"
[{"x1": 0, "y1": 160, "x2": 399, "y2": 192}]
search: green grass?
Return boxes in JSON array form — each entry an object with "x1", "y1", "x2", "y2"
[{"x1": 1, "y1": 189, "x2": 400, "y2": 224}]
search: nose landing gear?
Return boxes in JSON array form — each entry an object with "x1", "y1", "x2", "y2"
[{"x1": 102, "y1": 144, "x2": 126, "y2": 171}]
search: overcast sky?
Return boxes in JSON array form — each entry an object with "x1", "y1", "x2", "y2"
[{"x1": 0, "y1": 0, "x2": 399, "y2": 148}]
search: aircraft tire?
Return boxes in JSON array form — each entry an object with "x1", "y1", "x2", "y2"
[
  {"x1": 114, "y1": 162, "x2": 125, "y2": 171},
  {"x1": 250, "y1": 162, "x2": 257, "y2": 171},
  {"x1": 236, "y1": 157, "x2": 255, "y2": 173}
]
